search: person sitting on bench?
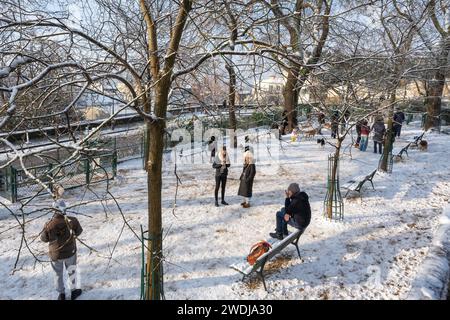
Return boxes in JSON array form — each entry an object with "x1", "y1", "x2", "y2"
[{"x1": 270, "y1": 183, "x2": 311, "y2": 240}]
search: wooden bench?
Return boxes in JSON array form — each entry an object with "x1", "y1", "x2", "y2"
[
  {"x1": 342, "y1": 169, "x2": 377, "y2": 198},
  {"x1": 230, "y1": 228, "x2": 304, "y2": 291}
]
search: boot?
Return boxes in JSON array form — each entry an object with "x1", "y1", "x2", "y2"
[
  {"x1": 71, "y1": 289, "x2": 82, "y2": 300},
  {"x1": 269, "y1": 232, "x2": 283, "y2": 240},
  {"x1": 57, "y1": 293, "x2": 65, "y2": 300},
  {"x1": 242, "y1": 203, "x2": 250, "y2": 208},
  {"x1": 221, "y1": 200, "x2": 229, "y2": 205},
  {"x1": 215, "y1": 201, "x2": 219, "y2": 207}
]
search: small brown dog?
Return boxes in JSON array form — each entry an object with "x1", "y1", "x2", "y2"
[
  {"x1": 419, "y1": 140, "x2": 428, "y2": 151},
  {"x1": 304, "y1": 128, "x2": 317, "y2": 139}
]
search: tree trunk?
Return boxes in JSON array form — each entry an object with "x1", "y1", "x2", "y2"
[
  {"x1": 226, "y1": 63, "x2": 238, "y2": 147},
  {"x1": 425, "y1": 38, "x2": 449, "y2": 130},
  {"x1": 145, "y1": 86, "x2": 167, "y2": 300},
  {"x1": 380, "y1": 95, "x2": 395, "y2": 172},
  {"x1": 326, "y1": 139, "x2": 342, "y2": 219},
  {"x1": 425, "y1": 74, "x2": 445, "y2": 130},
  {"x1": 140, "y1": 0, "x2": 192, "y2": 300},
  {"x1": 283, "y1": 68, "x2": 299, "y2": 132}
]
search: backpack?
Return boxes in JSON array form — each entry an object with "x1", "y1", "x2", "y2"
[{"x1": 246, "y1": 241, "x2": 272, "y2": 265}]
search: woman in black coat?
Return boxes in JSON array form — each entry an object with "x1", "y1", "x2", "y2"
[{"x1": 238, "y1": 151, "x2": 256, "y2": 208}]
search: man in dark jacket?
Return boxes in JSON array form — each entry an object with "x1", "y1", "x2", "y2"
[
  {"x1": 41, "y1": 200, "x2": 83, "y2": 300},
  {"x1": 393, "y1": 111, "x2": 406, "y2": 137},
  {"x1": 270, "y1": 183, "x2": 311, "y2": 240}
]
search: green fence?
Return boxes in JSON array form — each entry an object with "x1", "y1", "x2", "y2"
[
  {"x1": 0, "y1": 152, "x2": 117, "y2": 203},
  {"x1": 113, "y1": 134, "x2": 146, "y2": 163}
]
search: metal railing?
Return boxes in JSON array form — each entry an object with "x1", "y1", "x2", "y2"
[{"x1": 0, "y1": 152, "x2": 117, "y2": 203}]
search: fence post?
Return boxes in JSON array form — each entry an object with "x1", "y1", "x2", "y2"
[
  {"x1": 48, "y1": 163, "x2": 54, "y2": 193},
  {"x1": 10, "y1": 166, "x2": 17, "y2": 203},
  {"x1": 112, "y1": 151, "x2": 117, "y2": 178},
  {"x1": 85, "y1": 158, "x2": 91, "y2": 185}
]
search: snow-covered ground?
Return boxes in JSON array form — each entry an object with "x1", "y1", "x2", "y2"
[{"x1": 0, "y1": 123, "x2": 449, "y2": 300}]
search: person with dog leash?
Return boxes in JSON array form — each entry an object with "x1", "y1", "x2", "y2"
[{"x1": 40, "y1": 199, "x2": 83, "y2": 300}]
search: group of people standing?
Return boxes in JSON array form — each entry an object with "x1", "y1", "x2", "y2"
[
  {"x1": 208, "y1": 136, "x2": 256, "y2": 208},
  {"x1": 351, "y1": 110, "x2": 406, "y2": 154},
  {"x1": 207, "y1": 135, "x2": 311, "y2": 242}
]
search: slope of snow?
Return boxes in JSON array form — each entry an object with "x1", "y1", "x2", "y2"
[
  {"x1": 407, "y1": 205, "x2": 450, "y2": 300},
  {"x1": 0, "y1": 123, "x2": 449, "y2": 300}
]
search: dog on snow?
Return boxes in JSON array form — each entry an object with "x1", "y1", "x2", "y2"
[
  {"x1": 419, "y1": 140, "x2": 428, "y2": 151},
  {"x1": 317, "y1": 138, "x2": 325, "y2": 148}
]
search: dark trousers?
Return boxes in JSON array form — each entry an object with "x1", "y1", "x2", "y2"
[
  {"x1": 374, "y1": 141, "x2": 383, "y2": 154},
  {"x1": 331, "y1": 129, "x2": 338, "y2": 139},
  {"x1": 393, "y1": 125, "x2": 402, "y2": 137},
  {"x1": 356, "y1": 135, "x2": 361, "y2": 144},
  {"x1": 276, "y1": 208, "x2": 302, "y2": 234},
  {"x1": 215, "y1": 175, "x2": 227, "y2": 202}
]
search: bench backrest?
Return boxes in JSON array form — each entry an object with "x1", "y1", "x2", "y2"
[
  {"x1": 367, "y1": 169, "x2": 377, "y2": 180},
  {"x1": 414, "y1": 132, "x2": 425, "y2": 144},
  {"x1": 401, "y1": 142, "x2": 412, "y2": 153}
]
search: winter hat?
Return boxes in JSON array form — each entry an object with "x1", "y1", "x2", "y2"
[
  {"x1": 287, "y1": 183, "x2": 300, "y2": 194},
  {"x1": 52, "y1": 199, "x2": 67, "y2": 214}
]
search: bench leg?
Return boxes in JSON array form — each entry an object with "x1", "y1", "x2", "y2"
[
  {"x1": 257, "y1": 270, "x2": 267, "y2": 292},
  {"x1": 258, "y1": 260, "x2": 268, "y2": 292},
  {"x1": 292, "y1": 237, "x2": 302, "y2": 259},
  {"x1": 344, "y1": 189, "x2": 350, "y2": 198},
  {"x1": 369, "y1": 180, "x2": 375, "y2": 190}
]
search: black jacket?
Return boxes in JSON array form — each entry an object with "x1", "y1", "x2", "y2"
[
  {"x1": 285, "y1": 191, "x2": 311, "y2": 229},
  {"x1": 237, "y1": 164, "x2": 256, "y2": 197},
  {"x1": 394, "y1": 112, "x2": 405, "y2": 125},
  {"x1": 213, "y1": 160, "x2": 230, "y2": 177}
]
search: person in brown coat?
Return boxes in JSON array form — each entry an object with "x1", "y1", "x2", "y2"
[
  {"x1": 41, "y1": 200, "x2": 83, "y2": 300},
  {"x1": 238, "y1": 150, "x2": 256, "y2": 208}
]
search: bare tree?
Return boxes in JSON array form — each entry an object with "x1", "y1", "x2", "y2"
[{"x1": 424, "y1": 0, "x2": 450, "y2": 130}]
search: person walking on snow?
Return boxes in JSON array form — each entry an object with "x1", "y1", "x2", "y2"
[
  {"x1": 393, "y1": 110, "x2": 406, "y2": 138},
  {"x1": 40, "y1": 200, "x2": 83, "y2": 300},
  {"x1": 372, "y1": 117, "x2": 386, "y2": 154},
  {"x1": 355, "y1": 120, "x2": 362, "y2": 147},
  {"x1": 238, "y1": 150, "x2": 256, "y2": 208},
  {"x1": 213, "y1": 146, "x2": 230, "y2": 207},
  {"x1": 269, "y1": 183, "x2": 311, "y2": 240},
  {"x1": 359, "y1": 119, "x2": 370, "y2": 152}
]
